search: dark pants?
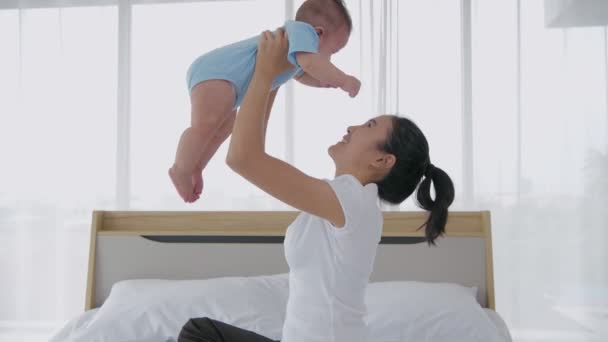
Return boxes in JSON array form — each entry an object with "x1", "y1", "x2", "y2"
[{"x1": 178, "y1": 317, "x2": 280, "y2": 342}]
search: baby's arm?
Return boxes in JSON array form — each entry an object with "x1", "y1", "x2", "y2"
[
  {"x1": 294, "y1": 72, "x2": 335, "y2": 88},
  {"x1": 296, "y1": 53, "x2": 360, "y2": 97}
]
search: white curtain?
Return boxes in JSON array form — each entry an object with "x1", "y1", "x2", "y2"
[
  {"x1": 362, "y1": 0, "x2": 464, "y2": 210},
  {"x1": 363, "y1": 0, "x2": 608, "y2": 340},
  {"x1": 359, "y1": 0, "x2": 399, "y2": 115},
  {"x1": 1, "y1": 1, "x2": 607, "y2": 341},
  {"x1": 0, "y1": 1, "x2": 291, "y2": 340},
  {"x1": 0, "y1": 3, "x2": 117, "y2": 341},
  {"x1": 472, "y1": 1, "x2": 608, "y2": 341}
]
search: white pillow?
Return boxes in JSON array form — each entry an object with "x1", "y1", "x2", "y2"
[
  {"x1": 66, "y1": 275, "x2": 504, "y2": 342},
  {"x1": 365, "y1": 281, "x2": 505, "y2": 342},
  {"x1": 69, "y1": 273, "x2": 289, "y2": 342}
]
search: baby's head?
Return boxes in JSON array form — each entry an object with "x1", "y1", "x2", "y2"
[{"x1": 296, "y1": 0, "x2": 352, "y2": 57}]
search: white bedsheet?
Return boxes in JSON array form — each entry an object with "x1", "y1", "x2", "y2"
[
  {"x1": 50, "y1": 308, "x2": 98, "y2": 342},
  {"x1": 50, "y1": 308, "x2": 512, "y2": 342},
  {"x1": 484, "y1": 309, "x2": 513, "y2": 342}
]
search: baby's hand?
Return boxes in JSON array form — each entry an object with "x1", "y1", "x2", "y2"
[
  {"x1": 320, "y1": 81, "x2": 338, "y2": 88},
  {"x1": 341, "y1": 75, "x2": 361, "y2": 97}
]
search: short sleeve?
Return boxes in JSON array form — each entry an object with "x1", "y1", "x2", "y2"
[
  {"x1": 325, "y1": 175, "x2": 367, "y2": 234},
  {"x1": 283, "y1": 20, "x2": 319, "y2": 67}
]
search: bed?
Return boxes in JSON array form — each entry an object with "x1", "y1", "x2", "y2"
[{"x1": 51, "y1": 210, "x2": 512, "y2": 342}]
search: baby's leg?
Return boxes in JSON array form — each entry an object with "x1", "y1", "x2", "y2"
[
  {"x1": 170, "y1": 80, "x2": 235, "y2": 202},
  {"x1": 191, "y1": 109, "x2": 236, "y2": 198}
]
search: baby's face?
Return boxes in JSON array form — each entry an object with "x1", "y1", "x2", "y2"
[{"x1": 318, "y1": 26, "x2": 350, "y2": 58}]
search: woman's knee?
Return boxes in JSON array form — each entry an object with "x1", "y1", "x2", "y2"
[{"x1": 177, "y1": 317, "x2": 219, "y2": 342}]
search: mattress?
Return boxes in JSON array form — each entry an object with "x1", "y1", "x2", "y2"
[{"x1": 50, "y1": 308, "x2": 512, "y2": 342}]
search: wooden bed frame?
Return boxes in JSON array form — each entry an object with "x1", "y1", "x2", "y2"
[{"x1": 85, "y1": 210, "x2": 495, "y2": 311}]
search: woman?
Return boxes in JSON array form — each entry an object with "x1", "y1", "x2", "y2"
[{"x1": 178, "y1": 29, "x2": 454, "y2": 342}]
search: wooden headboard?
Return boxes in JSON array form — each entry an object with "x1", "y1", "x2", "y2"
[{"x1": 85, "y1": 211, "x2": 494, "y2": 310}]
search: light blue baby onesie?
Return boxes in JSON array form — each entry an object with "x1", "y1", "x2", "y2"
[{"x1": 186, "y1": 20, "x2": 319, "y2": 109}]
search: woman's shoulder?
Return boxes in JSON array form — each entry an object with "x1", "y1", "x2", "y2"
[
  {"x1": 325, "y1": 174, "x2": 382, "y2": 228},
  {"x1": 328, "y1": 174, "x2": 379, "y2": 202}
]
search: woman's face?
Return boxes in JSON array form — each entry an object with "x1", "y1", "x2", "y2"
[{"x1": 328, "y1": 115, "x2": 395, "y2": 178}]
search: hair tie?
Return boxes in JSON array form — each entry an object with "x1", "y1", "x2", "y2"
[{"x1": 424, "y1": 163, "x2": 434, "y2": 178}]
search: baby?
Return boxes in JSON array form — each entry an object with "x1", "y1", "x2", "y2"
[{"x1": 170, "y1": 0, "x2": 360, "y2": 203}]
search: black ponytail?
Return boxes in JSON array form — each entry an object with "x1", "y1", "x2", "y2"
[
  {"x1": 415, "y1": 163, "x2": 455, "y2": 245},
  {"x1": 376, "y1": 116, "x2": 455, "y2": 245}
]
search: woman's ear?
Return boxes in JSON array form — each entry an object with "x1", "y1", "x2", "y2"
[{"x1": 372, "y1": 153, "x2": 396, "y2": 172}]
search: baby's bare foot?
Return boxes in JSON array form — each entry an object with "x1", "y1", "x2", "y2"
[
  {"x1": 169, "y1": 165, "x2": 196, "y2": 203},
  {"x1": 193, "y1": 172, "x2": 204, "y2": 198}
]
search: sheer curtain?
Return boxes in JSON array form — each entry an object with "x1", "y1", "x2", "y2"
[
  {"x1": 0, "y1": 1, "x2": 290, "y2": 340},
  {"x1": 0, "y1": 0, "x2": 353, "y2": 339},
  {"x1": 291, "y1": 0, "x2": 371, "y2": 178},
  {"x1": 364, "y1": 0, "x2": 608, "y2": 340},
  {"x1": 129, "y1": 0, "x2": 288, "y2": 210},
  {"x1": 0, "y1": 3, "x2": 117, "y2": 341},
  {"x1": 472, "y1": 0, "x2": 608, "y2": 340}
]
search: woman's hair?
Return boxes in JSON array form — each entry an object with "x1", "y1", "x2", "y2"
[{"x1": 376, "y1": 116, "x2": 455, "y2": 245}]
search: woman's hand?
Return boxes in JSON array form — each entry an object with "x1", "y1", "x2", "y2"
[
  {"x1": 227, "y1": 30, "x2": 346, "y2": 230},
  {"x1": 255, "y1": 28, "x2": 293, "y2": 80}
]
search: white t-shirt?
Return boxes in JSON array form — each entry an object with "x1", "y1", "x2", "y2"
[{"x1": 281, "y1": 174, "x2": 383, "y2": 342}]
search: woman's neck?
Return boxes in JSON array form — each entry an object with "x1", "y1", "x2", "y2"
[{"x1": 334, "y1": 170, "x2": 370, "y2": 186}]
